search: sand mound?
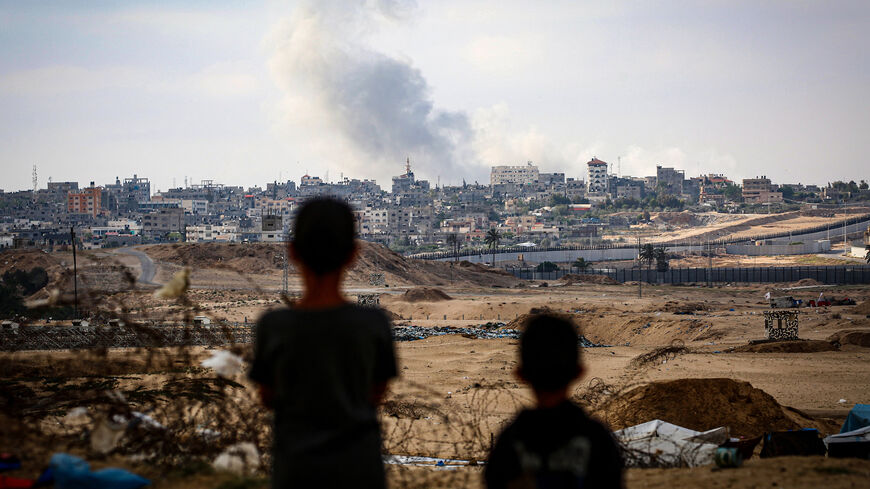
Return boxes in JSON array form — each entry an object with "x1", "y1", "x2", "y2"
[
  {"x1": 400, "y1": 287, "x2": 452, "y2": 302},
  {"x1": 827, "y1": 330, "x2": 870, "y2": 348},
  {"x1": 558, "y1": 274, "x2": 619, "y2": 285},
  {"x1": 853, "y1": 300, "x2": 870, "y2": 315},
  {"x1": 731, "y1": 340, "x2": 838, "y2": 353},
  {"x1": 594, "y1": 378, "x2": 799, "y2": 437},
  {"x1": 644, "y1": 301, "x2": 710, "y2": 314},
  {"x1": 506, "y1": 306, "x2": 574, "y2": 330},
  {"x1": 792, "y1": 278, "x2": 822, "y2": 287},
  {"x1": 144, "y1": 241, "x2": 520, "y2": 288}
]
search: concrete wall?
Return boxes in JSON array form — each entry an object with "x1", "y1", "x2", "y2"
[{"x1": 725, "y1": 240, "x2": 830, "y2": 256}]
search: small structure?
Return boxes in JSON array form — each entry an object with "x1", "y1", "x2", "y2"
[
  {"x1": 357, "y1": 294, "x2": 380, "y2": 307},
  {"x1": 763, "y1": 310, "x2": 799, "y2": 340},
  {"x1": 368, "y1": 273, "x2": 385, "y2": 287}
]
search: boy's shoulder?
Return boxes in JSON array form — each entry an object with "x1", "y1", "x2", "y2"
[{"x1": 257, "y1": 304, "x2": 391, "y2": 330}]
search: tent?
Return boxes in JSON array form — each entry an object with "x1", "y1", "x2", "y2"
[
  {"x1": 824, "y1": 425, "x2": 870, "y2": 459},
  {"x1": 613, "y1": 420, "x2": 729, "y2": 468},
  {"x1": 841, "y1": 404, "x2": 870, "y2": 433}
]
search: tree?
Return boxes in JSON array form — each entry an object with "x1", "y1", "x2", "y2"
[
  {"x1": 484, "y1": 228, "x2": 501, "y2": 266},
  {"x1": 446, "y1": 234, "x2": 459, "y2": 261},
  {"x1": 654, "y1": 246, "x2": 670, "y2": 272},
  {"x1": 638, "y1": 243, "x2": 656, "y2": 273},
  {"x1": 723, "y1": 184, "x2": 743, "y2": 202},
  {"x1": 572, "y1": 257, "x2": 591, "y2": 273},
  {"x1": 536, "y1": 261, "x2": 559, "y2": 273}
]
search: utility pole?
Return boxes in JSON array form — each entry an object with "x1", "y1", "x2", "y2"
[
  {"x1": 707, "y1": 240, "x2": 713, "y2": 288},
  {"x1": 637, "y1": 234, "x2": 642, "y2": 298},
  {"x1": 70, "y1": 226, "x2": 78, "y2": 319}
]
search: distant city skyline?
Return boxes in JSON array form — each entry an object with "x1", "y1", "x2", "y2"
[{"x1": 2, "y1": 1, "x2": 868, "y2": 193}]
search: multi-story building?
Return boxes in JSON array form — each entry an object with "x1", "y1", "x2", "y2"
[
  {"x1": 67, "y1": 184, "x2": 102, "y2": 217},
  {"x1": 142, "y1": 208, "x2": 185, "y2": 239},
  {"x1": 656, "y1": 165, "x2": 685, "y2": 195},
  {"x1": 186, "y1": 224, "x2": 239, "y2": 242},
  {"x1": 742, "y1": 176, "x2": 783, "y2": 204},
  {"x1": 586, "y1": 159, "x2": 608, "y2": 193},
  {"x1": 491, "y1": 162, "x2": 540, "y2": 186}
]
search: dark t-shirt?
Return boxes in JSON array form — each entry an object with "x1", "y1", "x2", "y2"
[
  {"x1": 485, "y1": 401, "x2": 623, "y2": 489},
  {"x1": 249, "y1": 303, "x2": 397, "y2": 488}
]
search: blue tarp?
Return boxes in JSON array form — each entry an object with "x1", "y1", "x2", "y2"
[
  {"x1": 841, "y1": 404, "x2": 870, "y2": 433},
  {"x1": 50, "y1": 454, "x2": 149, "y2": 489}
]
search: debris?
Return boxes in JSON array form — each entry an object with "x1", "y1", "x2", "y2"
[
  {"x1": 90, "y1": 416, "x2": 126, "y2": 455},
  {"x1": 212, "y1": 442, "x2": 259, "y2": 475},
  {"x1": 391, "y1": 325, "x2": 605, "y2": 346},
  {"x1": 760, "y1": 429, "x2": 826, "y2": 458},
  {"x1": 201, "y1": 350, "x2": 245, "y2": 377},
  {"x1": 50, "y1": 453, "x2": 150, "y2": 489},
  {"x1": 63, "y1": 407, "x2": 88, "y2": 424},
  {"x1": 614, "y1": 419, "x2": 728, "y2": 467},
  {"x1": 399, "y1": 287, "x2": 452, "y2": 302}
]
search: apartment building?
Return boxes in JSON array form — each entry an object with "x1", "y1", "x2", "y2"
[
  {"x1": 491, "y1": 162, "x2": 540, "y2": 186},
  {"x1": 742, "y1": 176, "x2": 783, "y2": 204},
  {"x1": 67, "y1": 184, "x2": 101, "y2": 217}
]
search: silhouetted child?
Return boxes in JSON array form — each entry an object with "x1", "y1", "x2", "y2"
[
  {"x1": 486, "y1": 314, "x2": 623, "y2": 489},
  {"x1": 249, "y1": 198, "x2": 397, "y2": 489}
]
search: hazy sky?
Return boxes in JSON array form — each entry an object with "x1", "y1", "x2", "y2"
[{"x1": 1, "y1": 0, "x2": 868, "y2": 193}]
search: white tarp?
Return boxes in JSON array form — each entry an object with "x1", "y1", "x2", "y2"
[
  {"x1": 824, "y1": 425, "x2": 870, "y2": 447},
  {"x1": 613, "y1": 419, "x2": 729, "y2": 468},
  {"x1": 516, "y1": 242, "x2": 538, "y2": 247}
]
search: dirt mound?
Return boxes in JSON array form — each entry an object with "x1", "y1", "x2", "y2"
[
  {"x1": 350, "y1": 242, "x2": 520, "y2": 288},
  {"x1": 731, "y1": 340, "x2": 838, "y2": 353},
  {"x1": 144, "y1": 241, "x2": 521, "y2": 288},
  {"x1": 400, "y1": 287, "x2": 452, "y2": 302},
  {"x1": 651, "y1": 212, "x2": 699, "y2": 227},
  {"x1": 506, "y1": 306, "x2": 574, "y2": 330},
  {"x1": 853, "y1": 300, "x2": 870, "y2": 315},
  {"x1": 791, "y1": 278, "x2": 822, "y2": 287},
  {"x1": 644, "y1": 301, "x2": 710, "y2": 314},
  {"x1": 0, "y1": 249, "x2": 66, "y2": 294},
  {"x1": 558, "y1": 274, "x2": 619, "y2": 285},
  {"x1": 145, "y1": 242, "x2": 283, "y2": 274},
  {"x1": 594, "y1": 378, "x2": 799, "y2": 437},
  {"x1": 827, "y1": 330, "x2": 870, "y2": 348}
]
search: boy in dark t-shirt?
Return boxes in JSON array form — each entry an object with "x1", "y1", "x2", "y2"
[
  {"x1": 486, "y1": 314, "x2": 623, "y2": 489},
  {"x1": 249, "y1": 198, "x2": 397, "y2": 489}
]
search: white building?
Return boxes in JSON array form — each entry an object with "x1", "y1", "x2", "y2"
[
  {"x1": 586, "y1": 158, "x2": 608, "y2": 193},
  {"x1": 491, "y1": 162, "x2": 540, "y2": 186},
  {"x1": 186, "y1": 224, "x2": 239, "y2": 242}
]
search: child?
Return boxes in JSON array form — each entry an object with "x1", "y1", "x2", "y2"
[
  {"x1": 485, "y1": 314, "x2": 623, "y2": 489},
  {"x1": 249, "y1": 197, "x2": 397, "y2": 489}
]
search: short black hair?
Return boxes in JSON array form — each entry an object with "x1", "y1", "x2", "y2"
[
  {"x1": 520, "y1": 314, "x2": 581, "y2": 392},
  {"x1": 292, "y1": 197, "x2": 356, "y2": 275}
]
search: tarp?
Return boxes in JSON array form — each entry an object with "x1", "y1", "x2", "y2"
[
  {"x1": 841, "y1": 404, "x2": 870, "y2": 433},
  {"x1": 516, "y1": 242, "x2": 537, "y2": 247},
  {"x1": 613, "y1": 420, "x2": 729, "y2": 468},
  {"x1": 824, "y1": 425, "x2": 870, "y2": 459},
  {"x1": 760, "y1": 430, "x2": 826, "y2": 458}
]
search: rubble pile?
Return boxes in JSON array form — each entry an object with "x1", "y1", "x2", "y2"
[{"x1": 392, "y1": 325, "x2": 604, "y2": 346}]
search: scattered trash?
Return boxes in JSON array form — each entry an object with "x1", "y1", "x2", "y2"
[
  {"x1": 50, "y1": 453, "x2": 149, "y2": 489},
  {"x1": 201, "y1": 350, "x2": 245, "y2": 377},
  {"x1": 63, "y1": 407, "x2": 89, "y2": 423},
  {"x1": 0, "y1": 454, "x2": 22, "y2": 472},
  {"x1": 614, "y1": 420, "x2": 728, "y2": 468},
  {"x1": 391, "y1": 326, "x2": 606, "y2": 347},
  {"x1": 382, "y1": 455, "x2": 482, "y2": 468},
  {"x1": 90, "y1": 416, "x2": 126, "y2": 455},
  {"x1": 212, "y1": 442, "x2": 259, "y2": 475}
]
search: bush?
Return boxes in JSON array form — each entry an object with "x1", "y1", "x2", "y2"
[{"x1": 536, "y1": 261, "x2": 559, "y2": 273}]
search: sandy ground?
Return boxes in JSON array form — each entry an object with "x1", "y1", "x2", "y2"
[{"x1": 3, "y1": 243, "x2": 870, "y2": 488}]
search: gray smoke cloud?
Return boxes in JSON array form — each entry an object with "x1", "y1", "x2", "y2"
[{"x1": 267, "y1": 0, "x2": 481, "y2": 184}]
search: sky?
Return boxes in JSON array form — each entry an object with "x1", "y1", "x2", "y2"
[{"x1": 1, "y1": 0, "x2": 868, "y2": 193}]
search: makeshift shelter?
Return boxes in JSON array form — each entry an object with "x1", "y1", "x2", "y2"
[
  {"x1": 841, "y1": 404, "x2": 870, "y2": 433},
  {"x1": 824, "y1": 426, "x2": 870, "y2": 459},
  {"x1": 760, "y1": 429, "x2": 826, "y2": 458},
  {"x1": 613, "y1": 419, "x2": 729, "y2": 468}
]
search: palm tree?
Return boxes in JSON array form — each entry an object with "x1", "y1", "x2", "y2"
[
  {"x1": 654, "y1": 246, "x2": 669, "y2": 272},
  {"x1": 485, "y1": 228, "x2": 501, "y2": 266},
  {"x1": 446, "y1": 233, "x2": 459, "y2": 261},
  {"x1": 573, "y1": 257, "x2": 591, "y2": 273},
  {"x1": 638, "y1": 243, "x2": 656, "y2": 273}
]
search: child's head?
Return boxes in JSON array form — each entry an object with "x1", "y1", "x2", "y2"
[
  {"x1": 291, "y1": 197, "x2": 357, "y2": 276},
  {"x1": 519, "y1": 314, "x2": 582, "y2": 393}
]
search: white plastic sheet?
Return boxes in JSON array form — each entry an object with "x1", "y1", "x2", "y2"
[{"x1": 613, "y1": 419, "x2": 728, "y2": 468}]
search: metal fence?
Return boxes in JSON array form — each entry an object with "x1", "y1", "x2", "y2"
[
  {"x1": 508, "y1": 265, "x2": 870, "y2": 285},
  {"x1": 0, "y1": 323, "x2": 255, "y2": 352}
]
